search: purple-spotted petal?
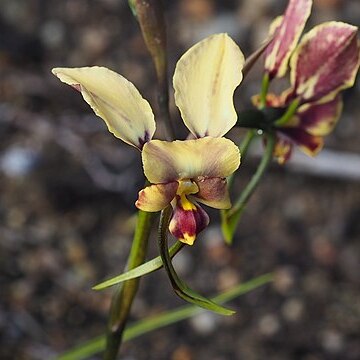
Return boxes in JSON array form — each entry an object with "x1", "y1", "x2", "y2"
[
  {"x1": 265, "y1": 0, "x2": 312, "y2": 79},
  {"x1": 52, "y1": 67, "x2": 156, "y2": 149},
  {"x1": 192, "y1": 177, "x2": 231, "y2": 209},
  {"x1": 169, "y1": 196, "x2": 209, "y2": 245},
  {"x1": 297, "y1": 95, "x2": 343, "y2": 136},
  {"x1": 135, "y1": 182, "x2": 178, "y2": 212},
  {"x1": 290, "y1": 22, "x2": 360, "y2": 103},
  {"x1": 142, "y1": 137, "x2": 241, "y2": 184}
]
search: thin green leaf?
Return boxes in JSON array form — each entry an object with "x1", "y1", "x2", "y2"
[
  {"x1": 58, "y1": 273, "x2": 273, "y2": 360},
  {"x1": 93, "y1": 241, "x2": 184, "y2": 290},
  {"x1": 158, "y1": 207, "x2": 234, "y2": 316}
]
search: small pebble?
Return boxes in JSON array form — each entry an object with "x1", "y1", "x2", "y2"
[
  {"x1": 321, "y1": 329, "x2": 345, "y2": 354},
  {"x1": 190, "y1": 312, "x2": 218, "y2": 335},
  {"x1": 281, "y1": 298, "x2": 304, "y2": 323},
  {"x1": 258, "y1": 314, "x2": 281, "y2": 336}
]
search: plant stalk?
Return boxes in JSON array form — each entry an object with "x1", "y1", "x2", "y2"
[{"x1": 103, "y1": 210, "x2": 155, "y2": 360}]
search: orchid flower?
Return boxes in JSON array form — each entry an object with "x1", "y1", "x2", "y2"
[
  {"x1": 52, "y1": 33, "x2": 244, "y2": 245},
  {"x1": 257, "y1": 0, "x2": 360, "y2": 164}
]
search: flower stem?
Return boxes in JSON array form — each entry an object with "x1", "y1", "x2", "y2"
[
  {"x1": 222, "y1": 133, "x2": 275, "y2": 243},
  {"x1": 158, "y1": 207, "x2": 234, "y2": 315},
  {"x1": 275, "y1": 98, "x2": 300, "y2": 126},
  {"x1": 259, "y1": 73, "x2": 270, "y2": 109},
  {"x1": 129, "y1": 0, "x2": 175, "y2": 140},
  {"x1": 103, "y1": 210, "x2": 155, "y2": 360},
  {"x1": 227, "y1": 129, "x2": 257, "y2": 188}
]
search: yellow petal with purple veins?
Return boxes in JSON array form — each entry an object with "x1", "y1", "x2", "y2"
[
  {"x1": 142, "y1": 137, "x2": 241, "y2": 184},
  {"x1": 192, "y1": 177, "x2": 231, "y2": 209},
  {"x1": 290, "y1": 22, "x2": 360, "y2": 103},
  {"x1": 297, "y1": 95, "x2": 343, "y2": 136},
  {"x1": 169, "y1": 196, "x2": 209, "y2": 245},
  {"x1": 173, "y1": 33, "x2": 244, "y2": 138},
  {"x1": 135, "y1": 182, "x2": 178, "y2": 212},
  {"x1": 265, "y1": 0, "x2": 312, "y2": 79},
  {"x1": 52, "y1": 66, "x2": 156, "y2": 149}
]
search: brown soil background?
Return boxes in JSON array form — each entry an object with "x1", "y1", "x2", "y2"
[{"x1": 1, "y1": 1, "x2": 359, "y2": 359}]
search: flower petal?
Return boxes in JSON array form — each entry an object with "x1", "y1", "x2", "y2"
[
  {"x1": 290, "y1": 22, "x2": 360, "y2": 103},
  {"x1": 142, "y1": 137, "x2": 241, "y2": 183},
  {"x1": 169, "y1": 197, "x2": 209, "y2": 245},
  {"x1": 278, "y1": 128, "x2": 323, "y2": 157},
  {"x1": 135, "y1": 182, "x2": 178, "y2": 212},
  {"x1": 297, "y1": 95, "x2": 343, "y2": 136},
  {"x1": 173, "y1": 33, "x2": 245, "y2": 138},
  {"x1": 192, "y1": 177, "x2": 231, "y2": 209},
  {"x1": 265, "y1": 0, "x2": 312, "y2": 79},
  {"x1": 52, "y1": 66, "x2": 156, "y2": 149},
  {"x1": 273, "y1": 137, "x2": 293, "y2": 164}
]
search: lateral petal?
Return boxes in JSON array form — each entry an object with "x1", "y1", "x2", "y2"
[
  {"x1": 265, "y1": 0, "x2": 312, "y2": 79},
  {"x1": 142, "y1": 137, "x2": 241, "y2": 184},
  {"x1": 297, "y1": 95, "x2": 343, "y2": 136},
  {"x1": 290, "y1": 22, "x2": 360, "y2": 103},
  {"x1": 173, "y1": 33, "x2": 244, "y2": 138},
  {"x1": 192, "y1": 177, "x2": 231, "y2": 209},
  {"x1": 272, "y1": 136, "x2": 293, "y2": 165},
  {"x1": 52, "y1": 66, "x2": 156, "y2": 149},
  {"x1": 135, "y1": 182, "x2": 178, "y2": 212},
  {"x1": 278, "y1": 128, "x2": 323, "y2": 157}
]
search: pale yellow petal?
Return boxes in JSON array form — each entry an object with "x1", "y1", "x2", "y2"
[
  {"x1": 142, "y1": 137, "x2": 241, "y2": 183},
  {"x1": 173, "y1": 33, "x2": 245, "y2": 138},
  {"x1": 135, "y1": 182, "x2": 178, "y2": 212},
  {"x1": 52, "y1": 66, "x2": 155, "y2": 149}
]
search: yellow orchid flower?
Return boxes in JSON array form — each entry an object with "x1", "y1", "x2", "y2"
[{"x1": 52, "y1": 33, "x2": 244, "y2": 245}]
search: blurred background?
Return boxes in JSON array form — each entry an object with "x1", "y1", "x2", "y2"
[{"x1": 1, "y1": 0, "x2": 360, "y2": 359}]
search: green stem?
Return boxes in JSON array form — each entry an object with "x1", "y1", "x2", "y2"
[
  {"x1": 129, "y1": 0, "x2": 174, "y2": 140},
  {"x1": 103, "y1": 210, "x2": 155, "y2": 360},
  {"x1": 222, "y1": 133, "x2": 275, "y2": 243},
  {"x1": 158, "y1": 207, "x2": 234, "y2": 315},
  {"x1": 228, "y1": 129, "x2": 257, "y2": 188},
  {"x1": 229, "y1": 133, "x2": 275, "y2": 217},
  {"x1": 259, "y1": 73, "x2": 270, "y2": 109},
  {"x1": 274, "y1": 98, "x2": 300, "y2": 126}
]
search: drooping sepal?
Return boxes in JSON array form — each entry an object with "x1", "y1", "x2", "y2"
[
  {"x1": 52, "y1": 66, "x2": 156, "y2": 149},
  {"x1": 264, "y1": 0, "x2": 312, "y2": 79},
  {"x1": 277, "y1": 128, "x2": 323, "y2": 160},
  {"x1": 169, "y1": 196, "x2": 209, "y2": 245},
  {"x1": 271, "y1": 136, "x2": 293, "y2": 165},
  {"x1": 289, "y1": 22, "x2": 360, "y2": 103}
]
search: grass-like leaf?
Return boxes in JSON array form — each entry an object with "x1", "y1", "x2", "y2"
[
  {"x1": 58, "y1": 272, "x2": 273, "y2": 360},
  {"x1": 93, "y1": 241, "x2": 184, "y2": 290}
]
